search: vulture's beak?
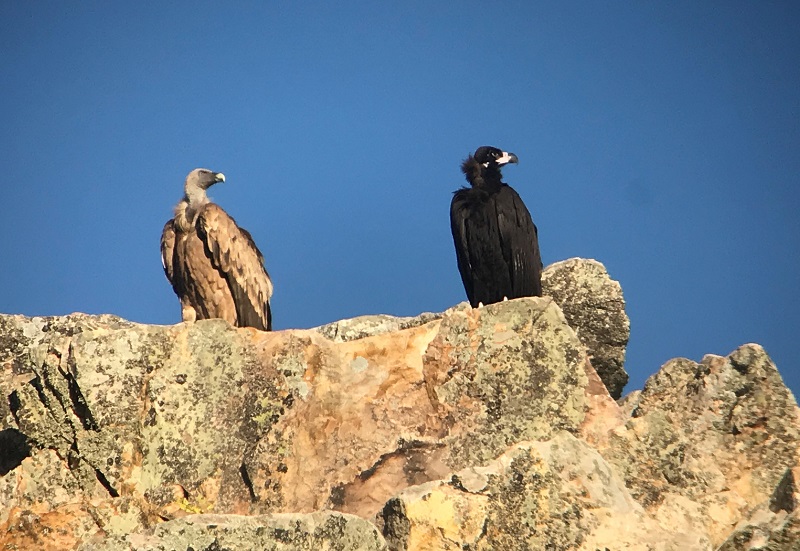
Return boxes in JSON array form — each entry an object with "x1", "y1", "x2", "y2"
[{"x1": 497, "y1": 152, "x2": 519, "y2": 166}]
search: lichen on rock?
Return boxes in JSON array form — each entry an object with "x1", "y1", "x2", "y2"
[
  {"x1": 1, "y1": 259, "x2": 798, "y2": 550},
  {"x1": 542, "y1": 257, "x2": 630, "y2": 398},
  {"x1": 78, "y1": 511, "x2": 387, "y2": 551}
]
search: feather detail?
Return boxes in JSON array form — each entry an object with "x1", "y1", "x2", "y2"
[{"x1": 161, "y1": 172, "x2": 273, "y2": 331}]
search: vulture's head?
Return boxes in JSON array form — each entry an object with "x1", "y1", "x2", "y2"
[
  {"x1": 462, "y1": 146, "x2": 518, "y2": 187},
  {"x1": 185, "y1": 168, "x2": 225, "y2": 193},
  {"x1": 474, "y1": 146, "x2": 518, "y2": 168}
]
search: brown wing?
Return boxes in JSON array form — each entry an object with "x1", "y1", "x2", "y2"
[
  {"x1": 161, "y1": 218, "x2": 208, "y2": 323},
  {"x1": 196, "y1": 203, "x2": 273, "y2": 330},
  {"x1": 160, "y1": 219, "x2": 181, "y2": 295},
  {"x1": 179, "y1": 228, "x2": 235, "y2": 323}
]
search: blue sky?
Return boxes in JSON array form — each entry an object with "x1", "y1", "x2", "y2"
[{"x1": 2, "y1": 2, "x2": 798, "y2": 397}]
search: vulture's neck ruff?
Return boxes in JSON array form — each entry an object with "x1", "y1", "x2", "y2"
[
  {"x1": 174, "y1": 169, "x2": 224, "y2": 232},
  {"x1": 462, "y1": 155, "x2": 504, "y2": 191},
  {"x1": 174, "y1": 182, "x2": 211, "y2": 232}
]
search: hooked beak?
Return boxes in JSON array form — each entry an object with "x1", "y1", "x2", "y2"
[
  {"x1": 214, "y1": 172, "x2": 226, "y2": 183},
  {"x1": 496, "y1": 151, "x2": 518, "y2": 166}
]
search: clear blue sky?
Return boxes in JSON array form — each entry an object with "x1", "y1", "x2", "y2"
[{"x1": 2, "y1": 2, "x2": 798, "y2": 397}]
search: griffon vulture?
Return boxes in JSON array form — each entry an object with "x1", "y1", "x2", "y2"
[
  {"x1": 450, "y1": 146, "x2": 542, "y2": 308},
  {"x1": 161, "y1": 168, "x2": 273, "y2": 330}
]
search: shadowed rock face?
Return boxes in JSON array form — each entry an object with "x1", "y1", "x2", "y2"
[{"x1": 1, "y1": 260, "x2": 798, "y2": 550}]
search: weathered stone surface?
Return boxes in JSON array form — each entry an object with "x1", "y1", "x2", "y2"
[
  {"x1": 1, "y1": 493, "x2": 154, "y2": 551},
  {"x1": 79, "y1": 511, "x2": 387, "y2": 551},
  {"x1": 600, "y1": 344, "x2": 800, "y2": 547},
  {"x1": 0, "y1": 313, "x2": 138, "y2": 433},
  {"x1": 420, "y1": 297, "x2": 588, "y2": 468},
  {"x1": 618, "y1": 388, "x2": 642, "y2": 417},
  {"x1": 718, "y1": 507, "x2": 800, "y2": 551},
  {"x1": 578, "y1": 354, "x2": 629, "y2": 450},
  {"x1": 723, "y1": 464, "x2": 800, "y2": 550},
  {"x1": 316, "y1": 312, "x2": 444, "y2": 342},
  {"x1": 0, "y1": 296, "x2": 593, "y2": 548},
  {"x1": 2, "y1": 266, "x2": 799, "y2": 550},
  {"x1": 378, "y1": 432, "x2": 711, "y2": 550},
  {"x1": 716, "y1": 459, "x2": 800, "y2": 549},
  {"x1": 1, "y1": 448, "x2": 107, "y2": 527},
  {"x1": 542, "y1": 257, "x2": 630, "y2": 398}
]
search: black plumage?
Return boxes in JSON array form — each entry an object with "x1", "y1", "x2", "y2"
[{"x1": 450, "y1": 146, "x2": 542, "y2": 307}]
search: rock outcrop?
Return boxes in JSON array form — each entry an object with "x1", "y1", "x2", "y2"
[
  {"x1": 377, "y1": 432, "x2": 710, "y2": 550},
  {"x1": 79, "y1": 512, "x2": 386, "y2": 551},
  {"x1": 541, "y1": 258, "x2": 630, "y2": 398},
  {"x1": 1, "y1": 259, "x2": 797, "y2": 550},
  {"x1": 602, "y1": 345, "x2": 800, "y2": 547}
]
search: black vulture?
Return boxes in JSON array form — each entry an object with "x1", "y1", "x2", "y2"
[
  {"x1": 161, "y1": 168, "x2": 273, "y2": 330},
  {"x1": 450, "y1": 146, "x2": 542, "y2": 307}
]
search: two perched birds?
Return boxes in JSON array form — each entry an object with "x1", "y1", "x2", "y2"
[{"x1": 160, "y1": 146, "x2": 541, "y2": 330}]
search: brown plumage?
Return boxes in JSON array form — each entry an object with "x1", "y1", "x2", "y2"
[{"x1": 161, "y1": 168, "x2": 273, "y2": 330}]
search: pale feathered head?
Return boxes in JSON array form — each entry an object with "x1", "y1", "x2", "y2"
[{"x1": 185, "y1": 168, "x2": 225, "y2": 193}]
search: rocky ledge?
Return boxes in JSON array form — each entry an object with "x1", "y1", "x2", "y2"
[{"x1": 1, "y1": 259, "x2": 797, "y2": 550}]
